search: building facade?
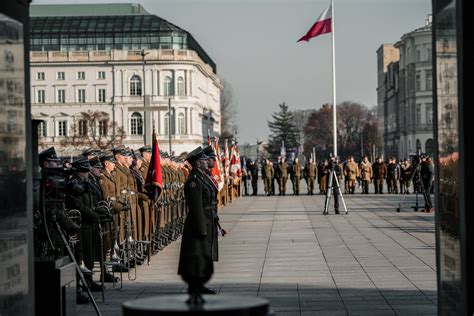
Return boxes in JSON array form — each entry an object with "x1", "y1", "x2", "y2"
[
  {"x1": 30, "y1": 4, "x2": 221, "y2": 157},
  {"x1": 377, "y1": 17, "x2": 434, "y2": 160}
]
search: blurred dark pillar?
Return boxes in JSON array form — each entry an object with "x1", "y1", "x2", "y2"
[
  {"x1": 0, "y1": 0, "x2": 34, "y2": 315},
  {"x1": 432, "y1": 0, "x2": 473, "y2": 314}
]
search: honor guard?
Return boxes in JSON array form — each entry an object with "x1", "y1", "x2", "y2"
[
  {"x1": 304, "y1": 158, "x2": 318, "y2": 195},
  {"x1": 66, "y1": 157, "x2": 104, "y2": 292},
  {"x1": 178, "y1": 146, "x2": 218, "y2": 298}
]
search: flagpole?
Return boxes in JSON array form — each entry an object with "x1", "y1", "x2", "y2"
[{"x1": 331, "y1": 0, "x2": 337, "y2": 158}]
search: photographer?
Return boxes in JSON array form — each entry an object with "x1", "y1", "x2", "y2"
[
  {"x1": 329, "y1": 156, "x2": 343, "y2": 214},
  {"x1": 37, "y1": 147, "x2": 80, "y2": 245}
]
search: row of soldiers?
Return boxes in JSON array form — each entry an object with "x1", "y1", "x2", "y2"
[
  {"x1": 37, "y1": 145, "x2": 190, "y2": 304},
  {"x1": 243, "y1": 154, "x2": 434, "y2": 196}
]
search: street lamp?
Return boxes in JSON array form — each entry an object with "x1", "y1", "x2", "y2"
[
  {"x1": 168, "y1": 98, "x2": 172, "y2": 155},
  {"x1": 140, "y1": 49, "x2": 150, "y2": 145}
]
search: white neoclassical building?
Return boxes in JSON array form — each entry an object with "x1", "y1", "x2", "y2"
[{"x1": 30, "y1": 3, "x2": 221, "y2": 157}]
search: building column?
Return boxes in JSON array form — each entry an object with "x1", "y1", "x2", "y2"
[
  {"x1": 172, "y1": 69, "x2": 176, "y2": 96},
  {"x1": 184, "y1": 107, "x2": 188, "y2": 134},
  {"x1": 156, "y1": 70, "x2": 160, "y2": 96},
  {"x1": 184, "y1": 70, "x2": 188, "y2": 96}
]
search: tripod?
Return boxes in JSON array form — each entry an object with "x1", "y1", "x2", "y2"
[{"x1": 323, "y1": 168, "x2": 348, "y2": 215}]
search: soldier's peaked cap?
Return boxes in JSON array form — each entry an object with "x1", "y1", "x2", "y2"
[
  {"x1": 39, "y1": 147, "x2": 61, "y2": 162},
  {"x1": 202, "y1": 145, "x2": 216, "y2": 158},
  {"x1": 99, "y1": 151, "x2": 116, "y2": 163},
  {"x1": 139, "y1": 145, "x2": 152, "y2": 153},
  {"x1": 71, "y1": 156, "x2": 91, "y2": 172},
  {"x1": 186, "y1": 146, "x2": 209, "y2": 164},
  {"x1": 112, "y1": 147, "x2": 132, "y2": 157},
  {"x1": 89, "y1": 156, "x2": 103, "y2": 169},
  {"x1": 82, "y1": 147, "x2": 100, "y2": 157}
]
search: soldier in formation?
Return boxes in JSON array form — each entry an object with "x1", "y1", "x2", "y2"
[{"x1": 36, "y1": 144, "x2": 189, "y2": 304}]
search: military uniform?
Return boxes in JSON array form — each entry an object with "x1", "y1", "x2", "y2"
[
  {"x1": 359, "y1": 160, "x2": 373, "y2": 194},
  {"x1": 263, "y1": 160, "x2": 274, "y2": 196},
  {"x1": 372, "y1": 159, "x2": 387, "y2": 194},
  {"x1": 386, "y1": 160, "x2": 400, "y2": 194},
  {"x1": 279, "y1": 160, "x2": 289, "y2": 195},
  {"x1": 249, "y1": 161, "x2": 259, "y2": 195},
  {"x1": 178, "y1": 147, "x2": 217, "y2": 295},
  {"x1": 65, "y1": 158, "x2": 102, "y2": 290},
  {"x1": 291, "y1": 160, "x2": 302, "y2": 195},
  {"x1": 344, "y1": 161, "x2": 359, "y2": 194},
  {"x1": 304, "y1": 161, "x2": 318, "y2": 195}
]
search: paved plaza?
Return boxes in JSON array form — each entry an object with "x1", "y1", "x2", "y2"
[{"x1": 78, "y1": 187, "x2": 437, "y2": 316}]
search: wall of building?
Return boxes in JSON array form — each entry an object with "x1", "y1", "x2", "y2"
[{"x1": 30, "y1": 49, "x2": 221, "y2": 156}]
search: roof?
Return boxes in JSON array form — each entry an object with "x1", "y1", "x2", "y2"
[
  {"x1": 30, "y1": 15, "x2": 184, "y2": 35},
  {"x1": 30, "y1": 3, "x2": 150, "y2": 17},
  {"x1": 30, "y1": 14, "x2": 217, "y2": 73}
]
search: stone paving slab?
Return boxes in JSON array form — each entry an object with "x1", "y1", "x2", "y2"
[{"x1": 77, "y1": 185, "x2": 436, "y2": 316}]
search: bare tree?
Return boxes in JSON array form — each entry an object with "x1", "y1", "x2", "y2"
[
  {"x1": 220, "y1": 78, "x2": 237, "y2": 139},
  {"x1": 304, "y1": 102, "x2": 380, "y2": 160},
  {"x1": 60, "y1": 110, "x2": 125, "y2": 150}
]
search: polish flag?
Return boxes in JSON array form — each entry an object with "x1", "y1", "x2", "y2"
[{"x1": 297, "y1": 3, "x2": 332, "y2": 42}]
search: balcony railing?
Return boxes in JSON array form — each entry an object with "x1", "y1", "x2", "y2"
[{"x1": 31, "y1": 49, "x2": 214, "y2": 75}]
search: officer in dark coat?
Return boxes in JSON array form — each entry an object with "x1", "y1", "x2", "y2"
[{"x1": 178, "y1": 146, "x2": 218, "y2": 300}]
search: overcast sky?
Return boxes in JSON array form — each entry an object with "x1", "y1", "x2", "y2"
[{"x1": 33, "y1": 0, "x2": 432, "y2": 144}]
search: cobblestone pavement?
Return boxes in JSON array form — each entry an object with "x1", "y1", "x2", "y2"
[{"x1": 78, "y1": 188, "x2": 436, "y2": 316}]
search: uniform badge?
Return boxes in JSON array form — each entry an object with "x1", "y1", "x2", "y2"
[{"x1": 190, "y1": 181, "x2": 197, "y2": 188}]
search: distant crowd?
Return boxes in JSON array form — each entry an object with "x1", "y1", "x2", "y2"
[{"x1": 240, "y1": 154, "x2": 435, "y2": 198}]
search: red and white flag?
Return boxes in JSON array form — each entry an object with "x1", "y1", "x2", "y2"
[
  {"x1": 297, "y1": 3, "x2": 332, "y2": 42},
  {"x1": 230, "y1": 144, "x2": 241, "y2": 175}
]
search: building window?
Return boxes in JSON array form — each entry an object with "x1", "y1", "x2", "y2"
[
  {"x1": 416, "y1": 104, "x2": 422, "y2": 124},
  {"x1": 78, "y1": 120, "x2": 88, "y2": 136},
  {"x1": 417, "y1": 50, "x2": 421, "y2": 62},
  {"x1": 78, "y1": 89, "x2": 86, "y2": 103},
  {"x1": 415, "y1": 72, "x2": 421, "y2": 91},
  {"x1": 130, "y1": 75, "x2": 142, "y2": 96},
  {"x1": 97, "y1": 71, "x2": 106, "y2": 80},
  {"x1": 416, "y1": 139, "x2": 421, "y2": 152},
  {"x1": 164, "y1": 113, "x2": 170, "y2": 135},
  {"x1": 58, "y1": 120, "x2": 67, "y2": 136},
  {"x1": 426, "y1": 104, "x2": 433, "y2": 124},
  {"x1": 164, "y1": 76, "x2": 173, "y2": 96},
  {"x1": 37, "y1": 72, "x2": 45, "y2": 80},
  {"x1": 57, "y1": 72, "x2": 65, "y2": 80},
  {"x1": 98, "y1": 89, "x2": 106, "y2": 102},
  {"x1": 130, "y1": 112, "x2": 143, "y2": 135},
  {"x1": 177, "y1": 77, "x2": 185, "y2": 96},
  {"x1": 178, "y1": 113, "x2": 186, "y2": 135},
  {"x1": 99, "y1": 120, "x2": 108, "y2": 136},
  {"x1": 38, "y1": 121, "x2": 47, "y2": 137},
  {"x1": 57, "y1": 89, "x2": 65, "y2": 103},
  {"x1": 426, "y1": 48, "x2": 432, "y2": 61},
  {"x1": 77, "y1": 71, "x2": 85, "y2": 80},
  {"x1": 37, "y1": 90, "x2": 45, "y2": 103},
  {"x1": 425, "y1": 70, "x2": 432, "y2": 91}
]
